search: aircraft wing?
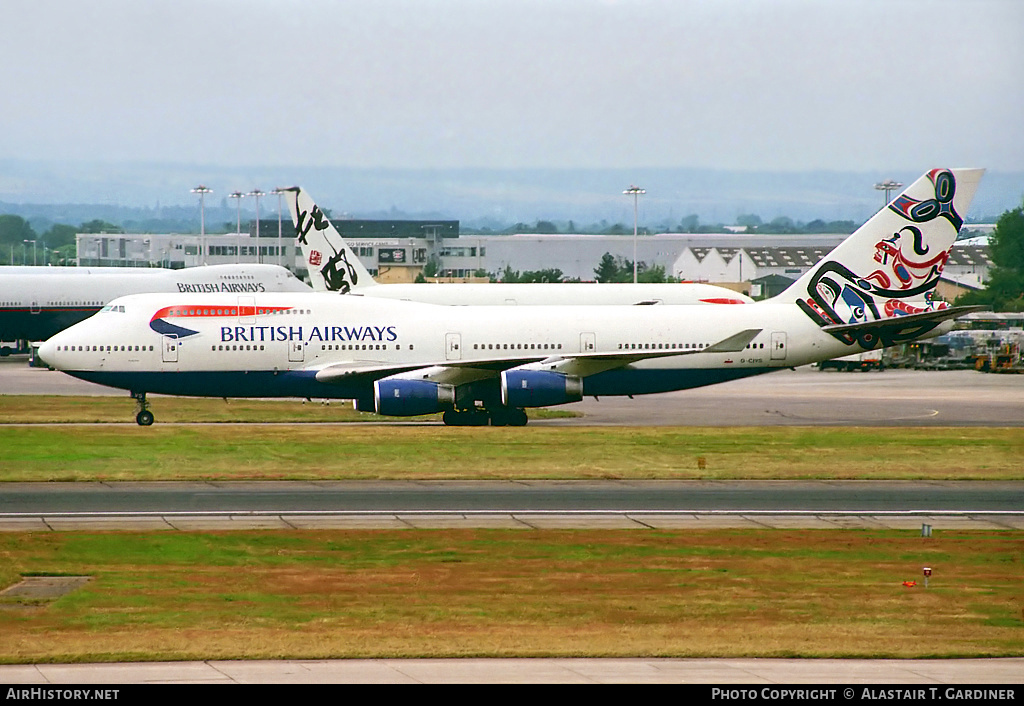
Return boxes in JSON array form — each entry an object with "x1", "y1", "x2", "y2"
[
  {"x1": 312, "y1": 328, "x2": 763, "y2": 385},
  {"x1": 314, "y1": 357, "x2": 543, "y2": 385}
]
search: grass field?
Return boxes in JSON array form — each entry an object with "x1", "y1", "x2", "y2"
[
  {"x1": 2, "y1": 395, "x2": 1020, "y2": 663},
  {"x1": 1, "y1": 420, "x2": 1021, "y2": 481},
  {"x1": 1, "y1": 397, "x2": 1022, "y2": 482},
  {"x1": 1, "y1": 529, "x2": 1021, "y2": 663}
]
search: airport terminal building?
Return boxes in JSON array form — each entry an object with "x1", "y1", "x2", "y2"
[{"x1": 77, "y1": 221, "x2": 993, "y2": 300}]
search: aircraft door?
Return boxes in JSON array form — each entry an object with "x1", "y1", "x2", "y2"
[
  {"x1": 580, "y1": 332, "x2": 596, "y2": 353},
  {"x1": 445, "y1": 333, "x2": 462, "y2": 361},
  {"x1": 30, "y1": 300, "x2": 41, "y2": 315},
  {"x1": 238, "y1": 296, "x2": 256, "y2": 324},
  {"x1": 162, "y1": 336, "x2": 179, "y2": 363},
  {"x1": 288, "y1": 341, "x2": 304, "y2": 363},
  {"x1": 771, "y1": 332, "x2": 787, "y2": 360}
]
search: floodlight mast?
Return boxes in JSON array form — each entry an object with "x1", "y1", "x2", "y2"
[
  {"x1": 229, "y1": 191, "x2": 245, "y2": 264},
  {"x1": 249, "y1": 189, "x2": 265, "y2": 263},
  {"x1": 191, "y1": 185, "x2": 212, "y2": 266},
  {"x1": 271, "y1": 187, "x2": 289, "y2": 269},
  {"x1": 623, "y1": 185, "x2": 646, "y2": 283},
  {"x1": 875, "y1": 179, "x2": 903, "y2": 209}
]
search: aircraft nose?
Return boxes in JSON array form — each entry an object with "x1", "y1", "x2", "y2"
[{"x1": 37, "y1": 338, "x2": 58, "y2": 368}]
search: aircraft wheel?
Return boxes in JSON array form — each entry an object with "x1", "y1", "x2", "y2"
[
  {"x1": 136, "y1": 410, "x2": 155, "y2": 426},
  {"x1": 509, "y1": 409, "x2": 528, "y2": 426}
]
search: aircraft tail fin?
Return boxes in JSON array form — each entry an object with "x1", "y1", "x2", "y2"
[
  {"x1": 774, "y1": 168, "x2": 984, "y2": 342},
  {"x1": 280, "y1": 187, "x2": 376, "y2": 293}
]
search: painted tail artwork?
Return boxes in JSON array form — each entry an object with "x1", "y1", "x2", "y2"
[
  {"x1": 280, "y1": 187, "x2": 375, "y2": 294},
  {"x1": 775, "y1": 168, "x2": 985, "y2": 349}
]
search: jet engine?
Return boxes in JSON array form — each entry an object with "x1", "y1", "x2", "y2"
[
  {"x1": 500, "y1": 369, "x2": 583, "y2": 408},
  {"x1": 374, "y1": 379, "x2": 456, "y2": 417}
]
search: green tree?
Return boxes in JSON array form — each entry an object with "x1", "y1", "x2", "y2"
[
  {"x1": 679, "y1": 214, "x2": 700, "y2": 233},
  {"x1": 51, "y1": 243, "x2": 78, "y2": 266},
  {"x1": 79, "y1": 219, "x2": 123, "y2": 234},
  {"x1": 0, "y1": 214, "x2": 37, "y2": 248},
  {"x1": 989, "y1": 207, "x2": 1024, "y2": 270},
  {"x1": 500, "y1": 265, "x2": 522, "y2": 283},
  {"x1": 594, "y1": 252, "x2": 644, "y2": 282},
  {"x1": 956, "y1": 206, "x2": 1024, "y2": 311},
  {"x1": 636, "y1": 263, "x2": 677, "y2": 283},
  {"x1": 518, "y1": 268, "x2": 565, "y2": 283},
  {"x1": 0, "y1": 215, "x2": 38, "y2": 264},
  {"x1": 594, "y1": 252, "x2": 621, "y2": 283},
  {"x1": 42, "y1": 224, "x2": 78, "y2": 249},
  {"x1": 415, "y1": 256, "x2": 441, "y2": 282}
]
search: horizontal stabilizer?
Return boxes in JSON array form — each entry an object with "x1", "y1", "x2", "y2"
[
  {"x1": 821, "y1": 305, "x2": 986, "y2": 336},
  {"x1": 821, "y1": 304, "x2": 986, "y2": 348}
]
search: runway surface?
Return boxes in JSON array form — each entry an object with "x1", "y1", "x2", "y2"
[
  {"x1": 3, "y1": 657, "x2": 1022, "y2": 684},
  {"x1": 3, "y1": 480, "x2": 1022, "y2": 531}
]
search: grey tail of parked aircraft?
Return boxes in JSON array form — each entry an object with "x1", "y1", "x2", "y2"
[{"x1": 278, "y1": 186, "x2": 376, "y2": 294}]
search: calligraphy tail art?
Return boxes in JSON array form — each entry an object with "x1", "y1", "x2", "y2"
[
  {"x1": 775, "y1": 168, "x2": 985, "y2": 349},
  {"x1": 280, "y1": 186, "x2": 375, "y2": 294}
]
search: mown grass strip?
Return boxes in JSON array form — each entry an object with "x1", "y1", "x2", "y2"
[
  {"x1": 0, "y1": 395, "x2": 575, "y2": 425},
  {"x1": 0, "y1": 529, "x2": 1020, "y2": 662},
  {"x1": 1, "y1": 423, "x2": 1021, "y2": 481}
]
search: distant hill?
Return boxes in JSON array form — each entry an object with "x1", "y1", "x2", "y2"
[{"x1": 1, "y1": 159, "x2": 1019, "y2": 232}]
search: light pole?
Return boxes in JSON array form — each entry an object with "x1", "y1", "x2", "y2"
[
  {"x1": 23, "y1": 239, "x2": 36, "y2": 266},
  {"x1": 191, "y1": 185, "x2": 212, "y2": 266},
  {"x1": 249, "y1": 189, "x2": 264, "y2": 263},
  {"x1": 229, "y1": 191, "x2": 245, "y2": 263},
  {"x1": 623, "y1": 185, "x2": 645, "y2": 283},
  {"x1": 874, "y1": 179, "x2": 903, "y2": 209},
  {"x1": 271, "y1": 187, "x2": 288, "y2": 269}
]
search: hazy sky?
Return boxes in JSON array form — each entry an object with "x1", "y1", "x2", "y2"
[{"x1": 3, "y1": 0, "x2": 1022, "y2": 173}]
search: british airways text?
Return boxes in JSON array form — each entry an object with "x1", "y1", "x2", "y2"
[
  {"x1": 178, "y1": 283, "x2": 267, "y2": 293},
  {"x1": 220, "y1": 325, "x2": 398, "y2": 343}
]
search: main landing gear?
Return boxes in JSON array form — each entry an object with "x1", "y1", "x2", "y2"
[
  {"x1": 442, "y1": 407, "x2": 529, "y2": 427},
  {"x1": 132, "y1": 391, "x2": 154, "y2": 426}
]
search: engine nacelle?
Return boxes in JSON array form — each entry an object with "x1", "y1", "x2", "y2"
[
  {"x1": 374, "y1": 379, "x2": 456, "y2": 417},
  {"x1": 353, "y1": 397, "x2": 376, "y2": 413},
  {"x1": 501, "y1": 370, "x2": 583, "y2": 408}
]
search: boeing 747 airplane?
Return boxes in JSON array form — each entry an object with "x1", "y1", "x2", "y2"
[
  {"x1": 0, "y1": 263, "x2": 310, "y2": 347},
  {"x1": 283, "y1": 187, "x2": 753, "y2": 305},
  {"x1": 40, "y1": 168, "x2": 984, "y2": 426}
]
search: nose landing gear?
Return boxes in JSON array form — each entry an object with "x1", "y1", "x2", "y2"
[{"x1": 132, "y1": 391, "x2": 154, "y2": 426}]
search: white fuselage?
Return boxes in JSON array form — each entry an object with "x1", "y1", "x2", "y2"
[
  {"x1": 0, "y1": 264, "x2": 311, "y2": 342},
  {"x1": 40, "y1": 291, "x2": 851, "y2": 404},
  {"x1": 341, "y1": 281, "x2": 751, "y2": 306}
]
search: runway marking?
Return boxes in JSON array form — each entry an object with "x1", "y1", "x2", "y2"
[
  {"x1": 3, "y1": 509, "x2": 1021, "y2": 518},
  {"x1": 767, "y1": 408, "x2": 941, "y2": 423}
]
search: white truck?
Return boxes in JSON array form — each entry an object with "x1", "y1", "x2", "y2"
[{"x1": 817, "y1": 350, "x2": 885, "y2": 372}]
